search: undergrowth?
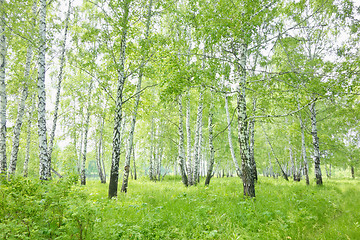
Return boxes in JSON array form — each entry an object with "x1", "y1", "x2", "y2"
[{"x1": 0, "y1": 175, "x2": 359, "y2": 239}]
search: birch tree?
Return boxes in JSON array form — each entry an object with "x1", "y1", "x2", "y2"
[
  {"x1": 108, "y1": 0, "x2": 131, "y2": 198},
  {"x1": 121, "y1": 0, "x2": 153, "y2": 193},
  {"x1": 80, "y1": 79, "x2": 93, "y2": 185},
  {"x1": 0, "y1": 0, "x2": 6, "y2": 175},
  {"x1": 48, "y1": 0, "x2": 72, "y2": 164},
  {"x1": 37, "y1": 0, "x2": 50, "y2": 180}
]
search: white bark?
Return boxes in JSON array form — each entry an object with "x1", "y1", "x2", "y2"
[
  {"x1": 298, "y1": 106, "x2": 309, "y2": 185},
  {"x1": 121, "y1": 0, "x2": 152, "y2": 192},
  {"x1": 186, "y1": 90, "x2": 193, "y2": 185},
  {"x1": 0, "y1": 4, "x2": 6, "y2": 175},
  {"x1": 310, "y1": 100, "x2": 322, "y2": 185},
  {"x1": 8, "y1": 45, "x2": 33, "y2": 177},
  {"x1": 48, "y1": 0, "x2": 71, "y2": 164},
  {"x1": 205, "y1": 90, "x2": 215, "y2": 185},
  {"x1": 108, "y1": 0, "x2": 130, "y2": 198},
  {"x1": 23, "y1": 97, "x2": 35, "y2": 177},
  {"x1": 193, "y1": 89, "x2": 203, "y2": 184},
  {"x1": 236, "y1": 43, "x2": 255, "y2": 197},
  {"x1": 38, "y1": 0, "x2": 49, "y2": 180},
  {"x1": 178, "y1": 94, "x2": 188, "y2": 186},
  {"x1": 80, "y1": 80, "x2": 93, "y2": 185},
  {"x1": 225, "y1": 94, "x2": 241, "y2": 177}
]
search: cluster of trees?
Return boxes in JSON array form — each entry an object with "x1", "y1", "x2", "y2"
[{"x1": 1, "y1": 0, "x2": 360, "y2": 198}]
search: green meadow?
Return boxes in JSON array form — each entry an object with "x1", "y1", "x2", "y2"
[{"x1": 1, "y1": 176, "x2": 359, "y2": 240}]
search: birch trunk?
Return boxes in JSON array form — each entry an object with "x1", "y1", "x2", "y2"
[
  {"x1": 48, "y1": 0, "x2": 71, "y2": 164},
  {"x1": 298, "y1": 105, "x2": 309, "y2": 185},
  {"x1": 236, "y1": 44, "x2": 255, "y2": 197},
  {"x1": 80, "y1": 80, "x2": 93, "y2": 185},
  {"x1": 186, "y1": 90, "x2": 193, "y2": 185},
  {"x1": 178, "y1": 94, "x2": 188, "y2": 186},
  {"x1": 96, "y1": 115, "x2": 106, "y2": 183},
  {"x1": 205, "y1": 91, "x2": 215, "y2": 186},
  {"x1": 23, "y1": 97, "x2": 35, "y2": 177},
  {"x1": 0, "y1": 0, "x2": 6, "y2": 175},
  {"x1": 8, "y1": 32, "x2": 34, "y2": 177},
  {"x1": 225, "y1": 95, "x2": 241, "y2": 177},
  {"x1": 132, "y1": 144, "x2": 137, "y2": 180},
  {"x1": 77, "y1": 110, "x2": 84, "y2": 174},
  {"x1": 193, "y1": 89, "x2": 203, "y2": 184},
  {"x1": 310, "y1": 100, "x2": 323, "y2": 185},
  {"x1": 149, "y1": 117, "x2": 155, "y2": 180},
  {"x1": 249, "y1": 98, "x2": 257, "y2": 182},
  {"x1": 108, "y1": 0, "x2": 130, "y2": 198},
  {"x1": 121, "y1": 0, "x2": 152, "y2": 192},
  {"x1": 38, "y1": 0, "x2": 49, "y2": 180}
]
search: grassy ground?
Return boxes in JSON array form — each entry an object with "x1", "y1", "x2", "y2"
[{"x1": 1, "y1": 175, "x2": 359, "y2": 239}]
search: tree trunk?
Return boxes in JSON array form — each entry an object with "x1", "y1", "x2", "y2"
[
  {"x1": 225, "y1": 94, "x2": 241, "y2": 177},
  {"x1": 298, "y1": 105, "x2": 309, "y2": 185},
  {"x1": 149, "y1": 117, "x2": 155, "y2": 180},
  {"x1": 351, "y1": 166, "x2": 355, "y2": 179},
  {"x1": 249, "y1": 98, "x2": 257, "y2": 182},
  {"x1": 235, "y1": 44, "x2": 255, "y2": 197},
  {"x1": 80, "y1": 80, "x2": 93, "y2": 185},
  {"x1": 310, "y1": 100, "x2": 323, "y2": 185},
  {"x1": 108, "y1": 0, "x2": 130, "y2": 199},
  {"x1": 38, "y1": 0, "x2": 50, "y2": 180},
  {"x1": 96, "y1": 116, "x2": 106, "y2": 183},
  {"x1": 261, "y1": 123, "x2": 289, "y2": 181},
  {"x1": 133, "y1": 144, "x2": 137, "y2": 180},
  {"x1": 121, "y1": 0, "x2": 152, "y2": 193},
  {"x1": 8, "y1": 49, "x2": 32, "y2": 177},
  {"x1": 48, "y1": 0, "x2": 71, "y2": 164},
  {"x1": 186, "y1": 90, "x2": 193, "y2": 185},
  {"x1": 177, "y1": 94, "x2": 188, "y2": 187},
  {"x1": 23, "y1": 97, "x2": 35, "y2": 177},
  {"x1": 193, "y1": 89, "x2": 203, "y2": 184},
  {"x1": 0, "y1": 0, "x2": 6, "y2": 175},
  {"x1": 205, "y1": 91, "x2": 215, "y2": 186}
]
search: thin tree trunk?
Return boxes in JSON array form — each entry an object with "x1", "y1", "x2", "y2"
[
  {"x1": 186, "y1": 90, "x2": 193, "y2": 185},
  {"x1": 133, "y1": 143, "x2": 137, "y2": 180},
  {"x1": 310, "y1": 100, "x2": 323, "y2": 185},
  {"x1": 48, "y1": 0, "x2": 71, "y2": 164},
  {"x1": 205, "y1": 91, "x2": 215, "y2": 186},
  {"x1": 80, "y1": 80, "x2": 93, "y2": 185},
  {"x1": 249, "y1": 98, "x2": 257, "y2": 182},
  {"x1": 108, "y1": 0, "x2": 130, "y2": 199},
  {"x1": 298, "y1": 104, "x2": 309, "y2": 185},
  {"x1": 96, "y1": 116, "x2": 105, "y2": 183},
  {"x1": 149, "y1": 117, "x2": 155, "y2": 180},
  {"x1": 351, "y1": 165, "x2": 355, "y2": 179},
  {"x1": 0, "y1": 0, "x2": 6, "y2": 175},
  {"x1": 121, "y1": 0, "x2": 152, "y2": 193},
  {"x1": 8, "y1": 0, "x2": 37, "y2": 176},
  {"x1": 77, "y1": 110, "x2": 84, "y2": 174},
  {"x1": 261, "y1": 123, "x2": 289, "y2": 181},
  {"x1": 38, "y1": 0, "x2": 50, "y2": 180},
  {"x1": 23, "y1": 97, "x2": 35, "y2": 177},
  {"x1": 193, "y1": 89, "x2": 203, "y2": 184},
  {"x1": 178, "y1": 94, "x2": 188, "y2": 187},
  {"x1": 225, "y1": 94, "x2": 241, "y2": 177}
]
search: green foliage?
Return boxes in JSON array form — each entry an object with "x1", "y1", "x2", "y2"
[{"x1": 1, "y1": 177, "x2": 359, "y2": 239}]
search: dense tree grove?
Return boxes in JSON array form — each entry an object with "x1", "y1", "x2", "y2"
[{"x1": 0, "y1": 0, "x2": 360, "y2": 198}]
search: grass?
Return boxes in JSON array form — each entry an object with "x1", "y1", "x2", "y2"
[{"x1": 1, "y1": 175, "x2": 359, "y2": 239}]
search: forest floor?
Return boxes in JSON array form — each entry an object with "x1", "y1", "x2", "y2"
[{"x1": 1, "y1": 175, "x2": 359, "y2": 239}]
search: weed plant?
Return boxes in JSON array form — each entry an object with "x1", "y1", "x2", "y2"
[{"x1": 0, "y1": 175, "x2": 359, "y2": 239}]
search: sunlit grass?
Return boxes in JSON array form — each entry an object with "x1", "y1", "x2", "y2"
[{"x1": 1, "y1": 175, "x2": 359, "y2": 239}]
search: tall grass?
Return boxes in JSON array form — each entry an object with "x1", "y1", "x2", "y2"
[{"x1": 1, "y1": 175, "x2": 359, "y2": 239}]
